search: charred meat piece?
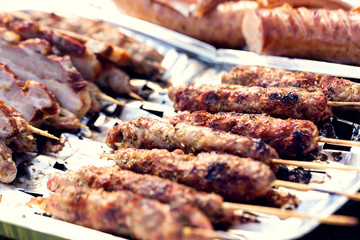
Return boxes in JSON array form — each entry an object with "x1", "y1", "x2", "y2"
[
  {"x1": 97, "y1": 62, "x2": 136, "y2": 95},
  {"x1": 222, "y1": 65, "x2": 360, "y2": 102},
  {"x1": 48, "y1": 165, "x2": 247, "y2": 229},
  {"x1": 0, "y1": 100, "x2": 38, "y2": 183},
  {"x1": 0, "y1": 28, "x2": 91, "y2": 118},
  {"x1": 168, "y1": 84, "x2": 333, "y2": 122},
  {"x1": 111, "y1": 148, "x2": 276, "y2": 202},
  {"x1": 25, "y1": 11, "x2": 165, "y2": 79},
  {"x1": 106, "y1": 117, "x2": 279, "y2": 161},
  {"x1": 30, "y1": 186, "x2": 213, "y2": 240},
  {"x1": 168, "y1": 111, "x2": 319, "y2": 158},
  {"x1": 0, "y1": 61, "x2": 59, "y2": 123},
  {"x1": 242, "y1": 5, "x2": 360, "y2": 65}
]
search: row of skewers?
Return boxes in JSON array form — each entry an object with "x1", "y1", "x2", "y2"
[
  {"x1": 29, "y1": 63, "x2": 360, "y2": 239},
  {"x1": 1, "y1": 7, "x2": 359, "y2": 240},
  {"x1": 0, "y1": 10, "x2": 166, "y2": 183}
]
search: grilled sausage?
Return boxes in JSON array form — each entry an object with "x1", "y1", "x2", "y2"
[
  {"x1": 242, "y1": 5, "x2": 360, "y2": 65},
  {"x1": 32, "y1": 186, "x2": 213, "y2": 240},
  {"x1": 48, "y1": 165, "x2": 246, "y2": 228},
  {"x1": 106, "y1": 117, "x2": 279, "y2": 161},
  {"x1": 168, "y1": 111, "x2": 319, "y2": 157},
  {"x1": 114, "y1": 0, "x2": 258, "y2": 48},
  {"x1": 222, "y1": 65, "x2": 360, "y2": 102},
  {"x1": 168, "y1": 84, "x2": 333, "y2": 122},
  {"x1": 112, "y1": 148, "x2": 276, "y2": 201}
]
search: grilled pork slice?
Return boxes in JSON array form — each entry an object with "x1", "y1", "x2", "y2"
[
  {"x1": 0, "y1": 100, "x2": 38, "y2": 183},
  {"x1": 47, "y1": 165, "x2": 251, "y2": 229},
  {"x1": 26, "y1": 11, "x2": 165, "y2": 79},
  {"x1": 242, "y1": 5, "x2": 360, "y2": 65},
  {"x1": 222, "y1": 65, "x2": 360, "y2": 102},
  {"x1": 30, "y1": 186, "x2": 213, "y2": 240},
  {"x1": 0, "y1": 62, "x2": 59, "y2": 123},
  {"x1": 7, "y1": 16, "x2": 130, "y2": 68},
  {"x1": 0, "y1": 28, "x2": 91, "y2": 118}
]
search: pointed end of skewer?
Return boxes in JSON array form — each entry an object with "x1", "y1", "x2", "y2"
[
  {"x1": 183, "y1": 227, "x2": 226, "y2": 240},
  {"x1": 319, "y1": 137, "x2": 360, "y2": 148},
  {"x1": 98, "y1": 92, "x2": 125, "y2": 107},
  {"x1": 128, "y1": 91, "x2": 145, "y2": 101},
  {"x1": 27, "y1": 125, "x2": 59, "y2": 140},
  {"x1": 99, "y1": 153, "x2": 115, "y2": 159}
]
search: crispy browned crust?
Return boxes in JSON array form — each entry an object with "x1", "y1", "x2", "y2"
[
  {"x1": 106, "y1": 117, "x2": 279, "y2": 161},
  {"x1": 0, "y1": 99, "x2": 27, "y2": 138},
  {"x1": 0, "y1": 140, "x2": 16, "y2": 183},
  {"x1": 114, "y1": 0, "x2": 258, "y2": 48},
  {"x1": 35, "y1": 186, "x2": 213, "y2": 240},
  {"x1": 0, "y1": 62, "x2": 60, "y2": 122},
  {"x1": 257, "y1": 0, "x2": 352, "y2": 10},
  {"x1": 113, "y1": 148, "x2": 276, "y2": 202},
  {"x1": 48, "y1": 165, "x2": 244, "y2": 228},
  {"x1": 242, "y1": 6, "x2": 360, "y2": 65},
  {"x1": 26, "y1": 11, "x2": 165, "y2": 78},
  {"x1": 168, "y1": 111, "x2": 319, "y2": 157},
  {"x1": 222, "y1": 65, "x2": 360, "y2": 102},
  {"x1": 168, "y1": 84, "x2": 332, "y2": 122}
]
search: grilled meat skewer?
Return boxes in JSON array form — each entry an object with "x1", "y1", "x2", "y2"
[
  {"x1": 168, "y1": 84, "x2": 332, "y2": 122},
  {"x1": 0, "y1": 61, "x2": 59, "y2": 123},
  {"x1": 30, "y1": 186, "x2": 213, "y2": 240},
  {"x1": 222, "y1": 65, "x2": 360, "y2": 103},
  {"x1": 106, "y1": 117, "x2": 279, "y2": 161},
  {"x1": 48, "y1": 165, "x2": 251, "y2": 228},
  {"x1": 106, "y1": 148, "x2": 276, "y2": 202},
  {"x1": 0, "y1": 27, "x2": 91, "y2": 118},
  {"x1": 168, "y1": 111, "x2": 319, "y2": 158},
  {"x1": 24, "y1": 11, "x2": 165, "y2": 79}
]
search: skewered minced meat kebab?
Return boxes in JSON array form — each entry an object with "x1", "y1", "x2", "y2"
[
  {"x1": 0, "y1": 100, "x2": 38, "y2": 183},
  {"x1": 168, "y1": 84, "x2": 332, "y2": 122},
  {"x1": 222, "y1": 65, "x2": 360, "y2": 102},
  {"x1": 168, "y1": 111, "x2": 319, "y2": 158},
  {"x1": 106, "y1": 117, "x2": 279, "y2": 161},
  {"x1": 0, "y1": 27, "x2": 91, "y2": 119},
  {"x1": 0, "y1": 61, "x2": 59, "y2": 123},
  {"x1": 24, "y1": 10, "x2": 165, "y2": 79},
  {"x1": 48, "y1": 165, "x2": 253, "y2": 229},
  {"x1": 30, "y1": 186, "x2": 213, "y2": 240},
  {"x1": 107, "y1": 148, "x2": 276, "y2": 202},
  {"x1": 242, "y1": 5, "x2": 360, "y2": 65}
]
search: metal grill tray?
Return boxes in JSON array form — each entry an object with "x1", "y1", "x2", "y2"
[{"x1": 1, "y1": 1, "x2": 360, "y2": 239}]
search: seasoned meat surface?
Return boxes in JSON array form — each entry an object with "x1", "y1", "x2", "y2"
[
  {"x1": 222, "y1": 65, "x2": 360, "y2": 102},
  {"x1": 113, "y1": 148, "x2": 276, "y2": 202},
  {"x1": 168, "y1": 111, "x2": 319, "y2": 157},
  {"x1": 168, "y1": 84, "x2": 332, "y2": 122},
  {"x1": 106, "y1": 117, "x2": 279, "y2": 161}
]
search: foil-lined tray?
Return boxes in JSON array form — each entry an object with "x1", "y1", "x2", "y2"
[{"x1": 0, "y1": 0, "x2": 360, "y2": 239}]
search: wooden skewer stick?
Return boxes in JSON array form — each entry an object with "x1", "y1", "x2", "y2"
[
  {"x1": 328, "y1": 101, "x2": 360, "y2": 108},
  {"x1": 222, "y1": 202, "x2": 359, "y2": 226},
  {"x1": 27, "y1": 125, "x2": 59, "y2": 140},
  {"x1": 183, "y1": 227, "x2": 229, "y2": 240},
  {"x1": 272, "y1": 180, "x2": 360, "y2": 201},
  {"x1": 128, "y1": 91, "x2": 145, "y2": 102},
  {"x1": 270, "y1": 159, "x2": 360, "y2": 172},
  {"x1": 319, "y1": 137, "x2": 360, "y2": 147},
  {"x1": 98, "y1": 92, "x2": 124, "y2": 107}
]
